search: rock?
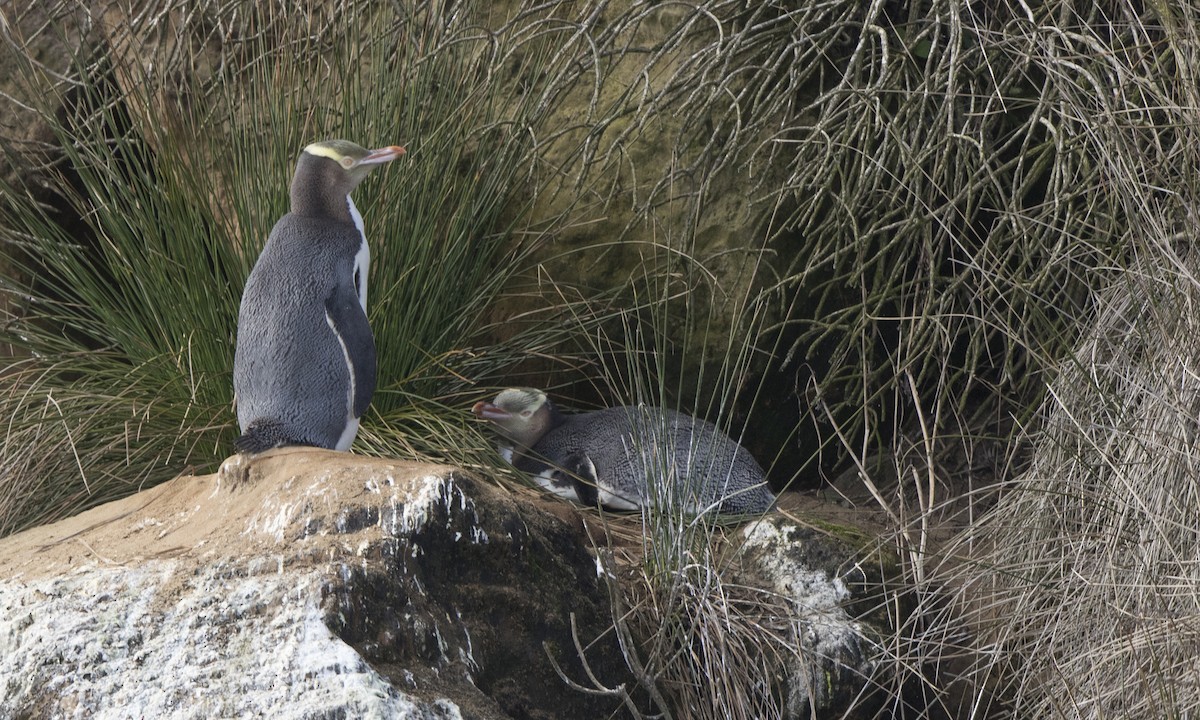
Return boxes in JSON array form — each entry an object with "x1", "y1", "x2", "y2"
[
  {"x1": 733, "y1": 515, "x2": 887, "y2": 718},
  {"x1": 0, "y1": 448, "x2": 900, "y2": 718},
  {"x1": 0, "y1": 449, "x2": 632, "y2": 719}
]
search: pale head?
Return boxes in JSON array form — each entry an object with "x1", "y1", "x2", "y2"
[
  {"x1": 290, "y1": 139, "x2": 406, "y2": 219},
  {"x1": 472, "y1": 387, "x2": 556, "y2": 451}
]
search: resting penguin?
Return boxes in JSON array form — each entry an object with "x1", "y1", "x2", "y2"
[
  {"x1": 233, "y1": 139, "x2": 405, "y2": 453},
  {"x1": 472, "y1": 388, "x2": 776, "y2": 516}
]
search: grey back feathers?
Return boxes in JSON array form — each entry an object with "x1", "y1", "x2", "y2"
[
  {"x1": 233, "y1": 140, "x2": 403, "y2": 453},
  {"x1": 474, "y1": 388, "x2": 776, "y2": 516}
]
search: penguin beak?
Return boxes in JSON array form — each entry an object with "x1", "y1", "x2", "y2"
[
  {"x1": 472, "y1": 401, "x2": 511, "y2": 421},
  {"x1": 360, "y1": 146, "x2": 406, "y2": 165}
]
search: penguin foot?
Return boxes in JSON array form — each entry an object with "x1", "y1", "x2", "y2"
[{"x1": 236, "y1": 420, "x2": 306, "y2": 454}]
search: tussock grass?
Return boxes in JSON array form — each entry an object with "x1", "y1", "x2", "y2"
[
  {"x1": 886, "y1": 4, "x2": 1200, "y2": 719},
  {"x1": 910, "y1": 249, "x2": 1200, "y2": 717}
]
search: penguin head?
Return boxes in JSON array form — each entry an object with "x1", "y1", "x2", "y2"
[
  {"x1": 290, "y1": 139, "x2": 406, "y2": 218},
  {"x1": 472, "y1": 387, "x2": 558, "y2": 452}
]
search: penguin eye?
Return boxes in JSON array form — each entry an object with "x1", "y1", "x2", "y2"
[
  {"x1": 519, "y1": 410, "x2": 534, "y2": 420},
  {"x1": 340, "y1": 157, "x2": 355, "y2": 169}
]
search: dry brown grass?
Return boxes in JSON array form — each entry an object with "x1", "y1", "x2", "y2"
[{"x1": 886, "y1": 4, "x2": 1200, "y2": 718}]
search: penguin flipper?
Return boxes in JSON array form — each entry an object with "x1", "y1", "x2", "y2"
[
  {"x1": 561, "y1": 452, "x2": 601, "y2": 507},
  {"x1": 324, "y1": 285, "x2": 377, "y2": 418},
  {"x1": 548, "y1": 451, "x2": 639, "y2": 511}
]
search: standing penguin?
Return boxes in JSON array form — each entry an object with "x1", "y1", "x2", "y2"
[
  {"x1": 234, "y1": 139, "x2": 405, "y2": 453},
  {"x1": 473, "y1": 388, "x2": 776, "y2": 516}
]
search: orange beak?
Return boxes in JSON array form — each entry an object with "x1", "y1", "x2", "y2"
[{"x1": 361, "y1": 145, "x2": 406, "y2": 165}]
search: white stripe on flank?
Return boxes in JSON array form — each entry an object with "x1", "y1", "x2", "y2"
[
  {"x1": 347, "y1": 194, "x2": 369, "y2": 311},
  {"x1": 334, "y1": 417, "x2": 360, "y2": 452},
  {"x1": 324, "y1": 308, "x2": 359, "y2": 451}
]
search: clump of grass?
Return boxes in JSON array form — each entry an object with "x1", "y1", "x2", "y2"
[
  {"x1": 920, "y1": 248, "x2": 1200, "y2": 717},
  {"x1": 874, "y1": 3, "x2": 1200, "y2": 718}
]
